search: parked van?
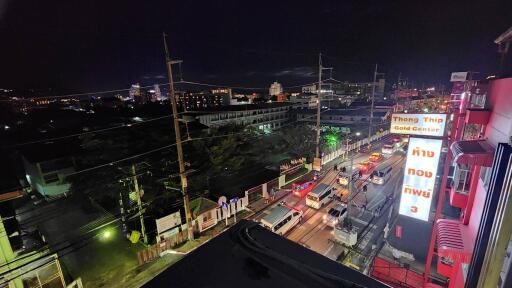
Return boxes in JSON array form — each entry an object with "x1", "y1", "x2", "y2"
[
  {"x1": 371, "y1": 164, "x2": 393, "y2": 185},
  {"x1": 306, "y1": 183, "x2": 335, "y2": 209},
  {"x1": 260, "y1": 204, "x2": 303, "y2": 235}
]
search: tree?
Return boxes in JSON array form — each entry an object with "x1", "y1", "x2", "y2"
[
  {"x1": 191, "y1": 125, "x2": 255, "y2": 176},
  {"x1": 276, "y1": 124, "x2": 316, "y2": 160}
]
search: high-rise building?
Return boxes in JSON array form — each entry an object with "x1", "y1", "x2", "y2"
[
  {"x1": 269, "y1": 81, "x2": 283, "y2": 96},
  {"x1": 153, "y1": 84, "x2": 163, "y2": 101},
  {"x1": 129, "y1": 83, "x2": 141, "y2": 101}
]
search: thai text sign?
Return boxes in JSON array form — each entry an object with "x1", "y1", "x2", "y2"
[
  {"x1": 390, "y1": 113, "x2": 447, "y2": 137},
  {"x1": 399, "y1": 137, "x2": 443, "y2": 221}
]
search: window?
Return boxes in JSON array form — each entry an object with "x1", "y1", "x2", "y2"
[
  {"x1": 43, "y1": 173, "x2": 59, "y2": 184},
  {"x1": 453, "y1": 164, "x2": 471, "y2": 194},
  {"x1": 480, "y1": 166, "x2": 492, "y2": 189},
  {"x1": 319, "y1": 189, "x2": 332, "y2": 201},
  {"x1": 203, "y1": 211, "x2": 213, "y2": 222}
]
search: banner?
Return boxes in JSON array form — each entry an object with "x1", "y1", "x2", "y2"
[
  {"x1": 390, "y1": 113, "x2": 447, "y2": 137},
  {"x1": 399, "y1": 137, "x2": 443, "y2": 221}
]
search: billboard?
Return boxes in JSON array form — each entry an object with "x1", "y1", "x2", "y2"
[
  {"x1": 399, "y1": 137, "x2": 443, "y2": 221},
  {"x1": 390, "y1": 113, "x2": 447, "y2": 137},
  {"x1": 156, "y1": 211, "x2": 182, "y2": 234},
  {"x1": 450, "y1": 72, "x2": 468, "y2": 82}
]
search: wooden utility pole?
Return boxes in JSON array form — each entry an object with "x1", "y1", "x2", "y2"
[
  {"x1": 315, "y1": 53, "x2": 322, "y2": 160},
  {"x1": 132, "y1": 164, "x2": 148, "y2": 244},
  {"x1": 163, "y1": 33, "x2": 194, "y2": 241},
  {"x1": 368, "y1": 64, "x2": 378, "y2": 146}
]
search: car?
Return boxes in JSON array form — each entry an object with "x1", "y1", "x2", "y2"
[
  {"x1": 369, "y1": 152, "x2": 383, "y2": 162},
  {"x1": 291, "y1": 181, "x2": 316, "y2": 198},
  {"x1": 391, "y1": 135, "x2": 401, "y2": 143},
  {"x1": 382, "y1": 143, "x2": 395, "y2": 155},
  {"x1": 323, "y1": 204, "x2": 348, "y2": 227},
  {"x1": 357, "y1": 161, "x2": 375, "y2": 173},
  {"x1": 359, "y1": 144, "x2": 371, "y2": 153}
]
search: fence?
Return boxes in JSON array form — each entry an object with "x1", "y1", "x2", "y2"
[
  {"x1": 321, "y1": 130, "x2": 390, "y2": 165},
  {"x1": 137, "y1": 229, "x2": 188, "y2": 265},
  {"x1": 369, "y1": 256, "x2": 425, "y2": 288}
]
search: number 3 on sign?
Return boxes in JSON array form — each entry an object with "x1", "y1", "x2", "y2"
[{"x1": 410, "y1": 206, "x2": 418, "y2": 213}]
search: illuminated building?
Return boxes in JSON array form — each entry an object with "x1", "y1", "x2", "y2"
[
  {"x1": 177, "y1": 89, "x2": 230, "y2": 111},
  {"x1": 129, "y1": 83, "x2": 140, "y2": 100},
  {"x1": 301, "y1": 78, "x2": 385, "y2": 101},
  {"x1": 269, "y1": 81, "x2": 283, "y2": 96},
  {"x1": 195, "y1": 103, "x2": 291, "y2": 130},
  {"x1": 276, "y1": 94, "x2": 287, "y2": 102}
]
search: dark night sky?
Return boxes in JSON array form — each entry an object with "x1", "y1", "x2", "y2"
[{"x1": 0, "y1": 0, "x2": 511, "y2": 92}]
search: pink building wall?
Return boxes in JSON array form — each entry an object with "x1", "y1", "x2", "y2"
[{"x1": 485, "y1": 77, "x2": 512, "y2": 147}]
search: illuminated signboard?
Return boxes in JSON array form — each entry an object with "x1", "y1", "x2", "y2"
[
  {"x1": 399, "y1": 137, "x2": 443, "y2": 221},
  {"x1": 450, "y1": 71, "x2": 468, "y2": 82},
  {"x1": 390, "y1": 113, "x2": 447, "y2": 137}
]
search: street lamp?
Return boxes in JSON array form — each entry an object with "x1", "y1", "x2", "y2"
[{"x1": 355, "y1": 132, "x2": 361, "y2": 136}]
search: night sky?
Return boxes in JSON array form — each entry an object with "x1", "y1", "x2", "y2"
[{"x1": 1, "y1": 0, "x2": 511, "y2": 92}]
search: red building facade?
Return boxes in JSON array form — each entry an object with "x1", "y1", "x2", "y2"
[{"x1": 424, "y1": 76, "x2": 512, "y2": 287}]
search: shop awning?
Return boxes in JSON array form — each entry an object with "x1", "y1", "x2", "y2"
[
  {"x1": 451, "y1": 140, "x2": 494, "y2": 167},
  {"x1": 436, "y1": 219, "x2": 473, "y2": 263}
]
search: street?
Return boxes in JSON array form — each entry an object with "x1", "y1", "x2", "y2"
[{"x1": 253, "y1": 140, "x2": 406, "y2": 271}]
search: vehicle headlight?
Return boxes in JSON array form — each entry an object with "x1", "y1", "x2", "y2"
[
  {"x1": 334, "y1": 219, "x2": 338, "y2": 225},
  {"x1": 323, "y1": 215, "x2": 327, "y2": 220}
]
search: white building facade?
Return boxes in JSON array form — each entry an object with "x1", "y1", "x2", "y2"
[{"x1": 269, "y1": 81, "x2": 283, "y2": 96}]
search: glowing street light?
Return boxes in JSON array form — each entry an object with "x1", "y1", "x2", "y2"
[{"x1": 100, "y1": 229, "x2": 114, "y2": 241}]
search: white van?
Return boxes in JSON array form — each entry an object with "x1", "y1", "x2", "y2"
[
  {"x1": 371, "y1": 164, "x2": 393, "y2": 185},
  {"x1": 338, "y1": 169, "x2": 360, "y2": 186},
  {"x1": 306, "y1": 183, "x2": 335, "y2": 209},
  {"x1": 260, "y1": 204, "x2": 303, "y2": 235}
]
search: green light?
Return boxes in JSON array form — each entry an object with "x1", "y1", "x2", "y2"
[
  {"x1": 324, "y1": 134, "x2": 338, "y2": 147},
  {"x1": 100, "y1": 229, "x2": 114, "y2": 241}
]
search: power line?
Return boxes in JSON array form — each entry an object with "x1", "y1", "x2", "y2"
[
  {"x1": 0, "y1": 78, "x2": 320, "y2": 103},
  {"x1": 1, "y1": 114, "x2": 174, "y2": 148}
]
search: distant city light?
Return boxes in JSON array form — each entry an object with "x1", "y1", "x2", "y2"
[{"x1": 356, "y1": 132, "x2": 361, "y2": 136}]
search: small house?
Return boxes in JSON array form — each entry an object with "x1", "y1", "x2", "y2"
[{"x1": 190, "y1": 197, "x2": 218, "y2": 233}]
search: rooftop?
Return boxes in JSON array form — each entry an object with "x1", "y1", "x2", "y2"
[
  {"x1": 191, "y1": 102, "x2": 293, "y2": 114},
  {"x1": 189, "y1": 197, "x2": 218, "y2": 218},
  {"x1": 297, "y1": 108, "x2": 387, "y2": 117},
  {"x1": 144, "y1": 220, "x2": 389, "y2": 288}
]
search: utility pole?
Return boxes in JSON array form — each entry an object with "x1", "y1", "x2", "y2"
[
  {"x1": 315, "y1": 53, "x2": 322, "y2": 160},
  {"x1": 132, "y1": 164, "x2": 148, "y2": 244},
  {"x1": 163, "y1": 32, "x2": 194, "y2": 241},
  {"x1": 368, "y1": 64, "x2": 378, "y2": 147}
]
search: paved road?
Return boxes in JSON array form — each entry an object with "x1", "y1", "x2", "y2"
[{"x1": 254, "y1": 138, "x2": 407, "y2": 271}]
